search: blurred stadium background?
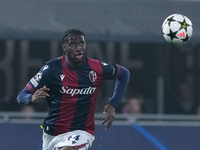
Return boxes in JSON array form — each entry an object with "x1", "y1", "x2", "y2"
[{"x1": 1, "y1": 0, "x2": 200, "y2": 149}]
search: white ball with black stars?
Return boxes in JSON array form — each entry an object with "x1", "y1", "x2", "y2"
[{"x1": 162, "y1": 14, "x2": 193, "y2": 45}]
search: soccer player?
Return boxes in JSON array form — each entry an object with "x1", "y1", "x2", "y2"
[{"x1": 17, "y1": 29, "x2": 130, "y2": 150}]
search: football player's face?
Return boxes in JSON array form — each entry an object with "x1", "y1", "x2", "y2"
[{"x1": 62, "y1": 34, "x2": 86, "y2": 66}]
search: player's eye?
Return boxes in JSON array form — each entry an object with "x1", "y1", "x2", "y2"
[
  {"x1": 78, "y1": 42, "x2": 84, "y2": 46},
  {"x1": 69, "y1": 42, "x2": 76, "y2": 47},
  {"x1": 68, "y1": 41, "x2": 85, "y2": 47}
]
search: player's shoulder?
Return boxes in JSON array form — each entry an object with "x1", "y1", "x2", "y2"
[
  {"x1": 87, "y1": 57, "x2": 110, "y2": 66},
  {"x1": 87, "y1": 57, "x2": 101, "y2": 64},
  {"x1": 86, "y1": 58, "x2": 104, "y2": 74},
  {"x1": 45, "y1": 57, "x2": 62, "y2": 65},
  {"x1": 87, "y1": 57, "x2": 102, "y2": 68},
  {"x1": 41, "y1": 57, "x2": 62, "y2": 72},
  {"x1": 87, "y1": 57, "x2": 118, "y2": 68}
]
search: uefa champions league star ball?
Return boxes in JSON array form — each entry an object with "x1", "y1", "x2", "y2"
[{"x1": 162, "y1": 14, "x2": 193, "y2": 45}]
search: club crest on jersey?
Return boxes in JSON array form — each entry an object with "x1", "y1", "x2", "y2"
[{"x1": 89, "y1": 70, "x2": 97, "y2": 82}]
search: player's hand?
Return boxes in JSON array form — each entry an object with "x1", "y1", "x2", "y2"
[
  {"x1": 102, "y1": 104, "x2": 115, "y2": 130},
  {"x1": 31, "y1": 86, "x2": 50, "y2": 103}
]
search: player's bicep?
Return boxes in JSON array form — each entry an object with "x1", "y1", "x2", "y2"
[{"x1": 102, "y1": 63, "x2": 119, "y2": 80}]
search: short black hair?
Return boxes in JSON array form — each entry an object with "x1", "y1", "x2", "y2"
[{"x1": 61, "y1": 29, "x2": 85, "y2": 44}]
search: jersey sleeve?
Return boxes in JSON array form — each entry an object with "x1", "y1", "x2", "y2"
[
  {"x1": 102, "y1": 62, "x2": 120, "y2": 80},
  {"x1": 102, "y1": 62, "x2": 130, "y2": 107},
  {"x1": 17, "y1": 64, "x2": 52, "y2": 105}
]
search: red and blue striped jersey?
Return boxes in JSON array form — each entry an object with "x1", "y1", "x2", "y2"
[{"x1": 17, "y1": 56, "x2": 125, "y2": 136}]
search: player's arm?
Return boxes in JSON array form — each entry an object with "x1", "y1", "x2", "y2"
[
  {"x1": 102, "y1": 63, "x2": 130, "y2": 130},
  {"x1": 17, "y1": 86, "x2": 50, "y2": 105},
  {"x1": 17, "y1": 65, "x2": 51, "y2": 105},
  {"x1": 108, "y1": 65, "x2": 130, "y2": 107},
  {"x1": 31, "y1": 86, "x2": 50, "y2": 103}
]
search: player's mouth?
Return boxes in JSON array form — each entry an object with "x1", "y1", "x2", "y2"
[{"x1": 75, "y1": 52, "x2": 84, "y2": 59}]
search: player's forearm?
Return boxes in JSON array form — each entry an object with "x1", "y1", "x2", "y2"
[
  {"x1": 17, "y1": 89, "x2": 33, "y2": 105},
  {"x1": 109, "y1": 66, "x2": 130, "y2": 107}
]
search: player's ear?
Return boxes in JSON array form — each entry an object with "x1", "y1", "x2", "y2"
[
  {"x1": 62, "y1": 44, "x2": 65, "y2": 50},
  {"x1": 62, "y1": 44, "x2": 67, "y2": 55}
]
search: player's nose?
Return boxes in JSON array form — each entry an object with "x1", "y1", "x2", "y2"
[{"x1": 74, "y1": 45, "x2": 81, "y2": 50}]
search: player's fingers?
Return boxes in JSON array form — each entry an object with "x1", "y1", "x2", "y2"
[
  {"x1": 32, "y1": 91, "x2": 50, "y2": 102},
  {"x1": 39, "y1": 86, "x2": 50, "y2": 92},
  {"x1": 36, "y1": 95, "x2": 47, "y2": 99},
  {"x1": 36, "y1": 93, "x2": 50, "y2": 99},
  {"x1": 36, "y1": 86, "x2": 50, "y2": 92},
  {"x1": 105, "y1": 117, "x2": 114, "y2": 130},
  {"x1": 35, "y1": 90, "x2": 44, "y2": 96},
  {"x1": 42, "y1": 86, "x2": 50, "y2": 91},
  {"x1": 105, "y1": 122, "x2": 112, "y2": 130},
  {"x1": 35, "y1": 86, "x2": 50, "y2": 96},
  {"x1": 41, "y1": 91, "x2": 50, "y2": 97},
  {"x1": 101, "y1": 118, "x2": 108, "y2": 125}
]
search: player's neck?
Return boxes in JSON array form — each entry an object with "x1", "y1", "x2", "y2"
[{"x1": 65, "y1": 55, "x2": 84, "y2": 67}]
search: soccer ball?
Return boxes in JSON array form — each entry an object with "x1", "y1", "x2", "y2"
[{"x1": 162, "y1": 14, "x2": 193, "y2": 45}]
